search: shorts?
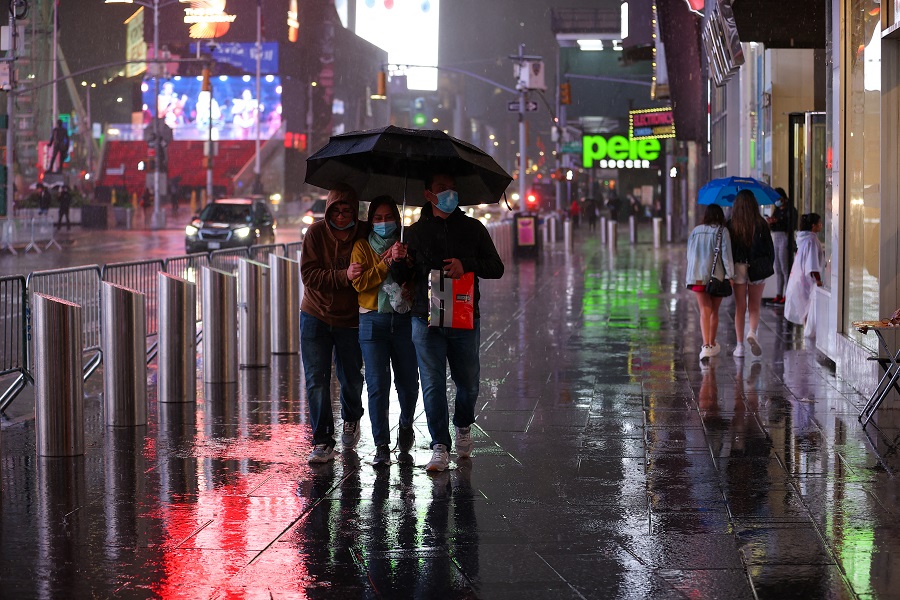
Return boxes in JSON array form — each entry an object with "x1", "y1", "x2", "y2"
[{"x1": 732, "y1": 263, "x2": 767, "y2": 286}]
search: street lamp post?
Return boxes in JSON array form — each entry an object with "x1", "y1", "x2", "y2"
[{"x1": 105, "y1": 0, "x2": 178, "y2": 230}]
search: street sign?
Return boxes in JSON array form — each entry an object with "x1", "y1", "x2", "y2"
[
  {"x1": 561, "y1": 143, "x2": 582, "y2": 154},
  {"x1": 507, "y1": 101, "x2": 539, "y2": 112}
]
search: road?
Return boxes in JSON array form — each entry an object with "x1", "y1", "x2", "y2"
[{"x1": 0, "y1": 223, "x2": 304, "y2": 278}]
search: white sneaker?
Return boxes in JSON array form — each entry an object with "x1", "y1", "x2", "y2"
[
  {"x1": 733, "y1": 343, "x2": 745, "y2": 358},
  {"x1": 455, "y1": 426, "x2": 473, "y2": 459},
  {"x1": 708, "y1": 343, "x2": 721, "y2": 357},
  {"x1": 699, "y1": 345, "x2": 712, "y2": 360},
  {"x1": 746, "y1": 333, "x2": 762, "y2": 357},
  {"x1": 425, "y1": 444, "x2": 450, "y2": 472}
]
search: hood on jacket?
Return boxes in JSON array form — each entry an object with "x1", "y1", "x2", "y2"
[{"x1": 324, "y1": 184, "x2": 360, "y2": 222}]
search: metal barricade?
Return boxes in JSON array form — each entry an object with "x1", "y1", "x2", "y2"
[
  {"x1": 0, "y1": 220, "x2": 18, "y2": 255},
  {"x1": 249, "y1": 243, "x2": 285, "y2": 263},
  {"x1": 102, "y1": 259, "x2": 165, "y2": 339},
  {"x1": 27, "y1": 265, "x2": 103, "y2": 379},
  {"x1": 0, "y1": 275, "x2": 31, "y2": 413},
  {"x1": 24, "y1": 216, "x2": 61, "y2": 254},
  {"x1": 209, "y1": 247, "x2": 251, "y2": 275},
  {"x1": 284, "y1": 241, "x2": 303, "y2": 259},
  {"x1": 164, "y1": 253, "x2": 209, "y2": 284}
]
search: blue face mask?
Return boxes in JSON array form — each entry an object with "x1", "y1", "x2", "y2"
[
  {"x1": 775, "y1": 200, "x2": 783, "y2": 208},
  {"x1": 329, "y1": 219, "x2": 356, "y2": 231},
  {"x1": 373, "y1": 221, "x2": 397, "y2": 238},
  {"x1": 434, "y1": 189, "x2": 459, "y2": 213}
]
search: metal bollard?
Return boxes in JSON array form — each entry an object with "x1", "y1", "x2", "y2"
[
  {"x1": 158, "y1": 272, "x2": 197, "y2": 404},
  {"x1": 629, "y1": 215, "x2": 637, "y2": 245},
  {"x1": 542, "y1": 218, "x2": 549, "y2": 247},
  {"x1": 550, "y1": 216, "x2": 558, "y2": 244},
  {"x1": 200, "y1": 266, "x2": 238, "y2": 384},
  {"x1": 238, "y1": 258, "x2": 271, "y2": 368},
  {"x1": 563, "y1": 218, "x2": 572, "y2": 252},
  {"x1": 653, "y1": 217, "x2": 663, "y2": 248},
  {"x1": 101, "y1": 281, "x2": 147, "y2": 426},
  {"x1": 33, "y1": 293, "x2": 84, "y2": 457},
  {"x1": 607, "y1": 220, "x2": 618, "y2": 251},
  {"x1": 600, "y1": 216, "x2": 607, "y2": 244},
  {"x1": 666, "y1": 213, "x2": 673, "y2": 243},
  {"x1": 269, "y1": 254, "x2": 300, "y2": 354}
]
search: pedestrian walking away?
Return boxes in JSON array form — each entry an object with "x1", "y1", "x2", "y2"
[
  {"x1": 686, "y1": 204, "x2": 735, "y2": 365},
  {"x1": 765, "y1": 187, "x2": 797, "y2": 304},
  {"x1": 392, "y1": 172, "x2": 505, "y2": 472},
  {"x1": 56, "y1": 185, "x2": 72, "y2": 230},
  {"x1": 784, "y1": 213, "x2": 825, "y2": 338},
  {"x1": 727, "y1": 190, "x2": 775, "y2": 359},
  {"x1": 351, "y1": 195, "x2": 419, "y2": 468},
  {"x1": 300, "y1": 183, "x2": 367, "y2": 464},
  {"x1": 37, "y1": 183, "x2": 51, "y2": 216}
]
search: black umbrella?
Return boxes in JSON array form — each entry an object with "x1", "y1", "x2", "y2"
[{"x1": 305, "y1": 125, "x2": 513, "y2": 208}]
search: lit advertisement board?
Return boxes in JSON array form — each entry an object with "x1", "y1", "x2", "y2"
[
  {"x1": 582, "y1": 134, "x2": 662, "y2": 169},
  {"x1": 629, "y1": 108, "x2": 676, "y2": 140},
  {"x1": 142, "y1": 75, "x2": 282, "y2": 141},
  {"x1": 354, "y1": 0, "x2": 439, "y2": 91}
]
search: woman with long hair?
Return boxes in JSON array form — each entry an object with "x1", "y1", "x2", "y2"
[
  {"x1": 728, "y1": 190, "x2": 775, "y2": 358},
  {"x1": 686, "y1": 204, "x2": 735, "y2": 364}
]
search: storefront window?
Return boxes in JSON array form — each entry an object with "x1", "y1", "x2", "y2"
[{"x1": 843, "y1": 0, "x2": 881, "y2": 348}]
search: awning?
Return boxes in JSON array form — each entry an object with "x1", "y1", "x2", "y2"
[{"x1": 731, "y1": 0, "x2": 826, "y2": 49}]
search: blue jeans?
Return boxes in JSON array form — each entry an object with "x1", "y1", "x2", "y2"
[
  {"x1": 359, "y1": 311, "x2": 419, "y2": 446},
  {"x1": 300, "y1": 312, "x2": 365, "y2": 446},
  {"x1": 411, "y1": 317, "x2": 480, "y2": 449}
]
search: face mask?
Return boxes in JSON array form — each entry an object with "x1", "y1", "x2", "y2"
[
  {"x1": 329, "y1": 219, "x2": 356, "y2": 231},
  {"x1": 373, "y1": 222, "x2": 397, "y2": 238},
  {"x1": 434, "y1": 189, "x2": 459, "y2": 213},
  {"x1": 775, "y1": 200, "x2": 783, "y2": 208}
]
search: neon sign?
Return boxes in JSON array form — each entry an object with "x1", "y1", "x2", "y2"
[{"x1": 582, "y1": 135, "x2": 661, "y2": 169}]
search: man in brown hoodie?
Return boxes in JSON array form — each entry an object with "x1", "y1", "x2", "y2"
[{"x1": 300, "y1": 183, "x2": 367, "y2": 463}]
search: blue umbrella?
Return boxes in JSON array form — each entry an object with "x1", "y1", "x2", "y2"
[{"x1": 698, "y1": 176, "x2": 780, "y2": 206}]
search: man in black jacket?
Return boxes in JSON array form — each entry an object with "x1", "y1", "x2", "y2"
[{"x1": 390, "y1": 173, "x2": 504, "y2": 472}]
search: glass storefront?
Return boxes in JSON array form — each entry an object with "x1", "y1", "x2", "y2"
[{"x1": 843, "y1": 0, "x2": 881, "y2": 349}]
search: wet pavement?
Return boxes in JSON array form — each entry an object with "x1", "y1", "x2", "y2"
[{"x1": 3, "y1": 225, "x2": 900, "y2": 599}]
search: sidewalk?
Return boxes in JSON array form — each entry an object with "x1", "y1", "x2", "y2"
[{"x1": 2, "y1": 229, "x2": 899, "y2": 599}]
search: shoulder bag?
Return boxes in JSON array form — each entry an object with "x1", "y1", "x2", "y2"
[{"x1": 705, "y1": 226, "x2": 733, "y2": 297}]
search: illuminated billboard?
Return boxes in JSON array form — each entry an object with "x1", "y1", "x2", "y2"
[
  {"x1": 142, "y1": 75, "x2": 282, "y2": 141},
  {"x1": 354, "y1": 0, "x2": 439, "y2": 91},
  {"x1": 629, "y1": 108, "x2": 676, "y2": 140}
]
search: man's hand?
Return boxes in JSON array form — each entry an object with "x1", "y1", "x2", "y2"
[
  {"x1": 390, "y1": 242, "x2": 408, "y2": 261},
  {"x1": 442, "y1": 258, "x2": 464, "y2": 279},
  {"x1": 347, "y1": 262, "x2": 363, "y2": 280}
]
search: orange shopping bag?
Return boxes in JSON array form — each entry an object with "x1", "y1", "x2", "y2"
[{"x1": 428, "y1": 270, "x2": 475, "y2": 329}]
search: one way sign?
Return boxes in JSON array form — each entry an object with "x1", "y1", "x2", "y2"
[{"x1": 508, "y1": 100, "x2": 539, "y2": 112}]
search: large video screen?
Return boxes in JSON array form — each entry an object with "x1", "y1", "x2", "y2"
[{"x1": 142, "y1": 75, "x2": 282, "y2": 141}]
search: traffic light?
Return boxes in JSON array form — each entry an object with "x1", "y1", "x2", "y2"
[
  {"x1": 560, "y1": 82, "x2": 571, "y2": 105},
  {"x1": 201, "y1": 66, "x2": 211, "y2": 92},
  {"x1": 412, "y1": 97, "x2": 427, "y2": 127},
  {"x1": 376, "y1": 71, "x2": 387, "y2": 98}
]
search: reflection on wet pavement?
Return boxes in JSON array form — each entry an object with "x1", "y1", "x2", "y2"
[{"x1": 3, "y1": 231, "x2": 900, "y2": 599}]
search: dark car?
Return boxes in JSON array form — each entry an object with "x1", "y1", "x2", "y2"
[{"x1": 185, "y1": 198, "x2": 276, "y2": 253}]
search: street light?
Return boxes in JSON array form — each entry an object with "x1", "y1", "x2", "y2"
[{"x1": 105, "y1": 0, "x2": 182, "y2": 230}]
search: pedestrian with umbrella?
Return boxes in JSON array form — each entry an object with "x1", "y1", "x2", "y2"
[
  {"x1": 305, "y1": 126, "x2": 512, "y2": 472},
  {"x1": 350, "y1": 195, "x2": 419, "y2": 467},
  {"x1": 727, "y1": 190, "x2": 775, "y2": 359},
  {"x1": 300, "y1": 183, "x2": 367, "y2": 463},
  {"x1": 391, "y1": 172, "x2": 505, "y2": 472}
]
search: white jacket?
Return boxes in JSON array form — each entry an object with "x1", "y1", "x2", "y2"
[{"x1": 784, "y1": 231, "x2": 825, "y2": 326}]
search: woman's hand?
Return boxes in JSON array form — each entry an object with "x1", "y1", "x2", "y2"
[{"x1": 390, "y1": 242, "x2": 408, "y2": 261}]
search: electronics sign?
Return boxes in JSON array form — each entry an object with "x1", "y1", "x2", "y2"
[
  {"x1": 629, "y1": 108, "x2": 675, "y2": 140},
  {"x1": 142, "y1": 75, "x2": 282, "y2": 141}
]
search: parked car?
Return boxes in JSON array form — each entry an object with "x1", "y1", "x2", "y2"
[
  {"x1": 185, "y1": 198, "x2": 276, "y2": 253},
  {"x1": 300, "y1": 198, "x2": 326, "y2": 238}
]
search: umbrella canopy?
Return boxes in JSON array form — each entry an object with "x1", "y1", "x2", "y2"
[
  {"x1": 698, "y1": 176, "x2": 780, "y2": 206},
  {"x1": 305, "y1": 125, "x2": 512, "y2": 206}
]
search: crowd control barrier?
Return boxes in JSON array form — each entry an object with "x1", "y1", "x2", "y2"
[
  {"x1": 27, "y1": 265, "x2": 103, "y2": 379},
  {"x1": 249, "y1": 243, "x2": 285, "y2": 263},
  {"x1": 209, "y1": 248, "x2": 250, "y2": 275},
  {"x1": 33, "y1": 293, "x2": 84, "y2": 456},
  {"x1": 100, "y1": 282, "x2": 147, "y2": 426},
  {"x1": 158, "y1": 273, "x2": 197, "y2": 404},
  {"x1": 102, "y1": 259, "x2": 165, "y2": 342},
  {"x1": 0, "y1": 276, "x2": 30, "y2": 412}
]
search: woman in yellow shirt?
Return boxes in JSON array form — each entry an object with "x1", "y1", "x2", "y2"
[{"x1": 351, "y1": 196, "x2": 419, "y2": 467}]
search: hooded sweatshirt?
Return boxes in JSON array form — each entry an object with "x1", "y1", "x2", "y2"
[{"x1": 299, "y1": 193, "x2": 366, "y2": 328}]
